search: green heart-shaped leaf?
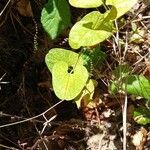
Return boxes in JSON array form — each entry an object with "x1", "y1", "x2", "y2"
[
  {"x1": 45, "y1": 48, "x2": 84, "y2": 72},
  {"x1": 110, "y1": 74, "x2": 150, "y2": 100},
  {"x1": 69, "y1": 0, "x2": 103, "y2": 8},
  {"x1": 41, "y1": 0, "x2": 71, "y2": 39},
  {"x1": 106, "y1": 0, "x2": 138, "y2": 18},
  {"x1": 69, "y1": 11, "x2": 114, "y2": 49},
  {"x1": 122, "y1": 75, "x2": 150, "y2": 100},
  {"x1": 52, "y1": 61, "x2": 89, "y2": 100}
]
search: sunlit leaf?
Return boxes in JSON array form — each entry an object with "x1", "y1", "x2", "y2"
[
  {"x1": 41, "y1": 0, "x2": 71, "y2": 39},
  {"x1": 69, "y1": 11, "x2": 114, "y2": 49},
  {"x1": 133, "y1": 107, "x2": 150, "y2": 125},
  {"x1": 69, "y1": 0, "x2": 103, "y2": 8},
  {"x1": 122, "y1": 75, "x2": 150, "y2": 100},
  {"x1": 75, "y1": 79, "x2": 98, "y2": 108},
  {"x1": 52, "y1": 61, "x2": 89, "y2": 100},
  {"x1": 45, "y1": 48, "x2": 84, "y2": 72},
  {"x1": 106, "y1": 0, "x2": 138, "y2": 18},
  {"x1": 110, "y1": 65, "x2": 150, "y2": 100}
]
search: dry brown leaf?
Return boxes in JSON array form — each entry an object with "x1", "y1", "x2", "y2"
[
  {"x1": 16, "y1": 0, "x2": 33, "y2": 17},
  {"x1": 132, "y1": 127, "x2": 147, "y2": 150}
]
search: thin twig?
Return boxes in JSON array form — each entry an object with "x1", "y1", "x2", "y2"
[
  {"x1": 112, "y1": 36, "x2": 117, "y2": 56},
  {"x1": 132, "y1": 15, "x2": 150, "y2": 22},
  {"x1": 0, "y1": 111, "x2": 43, "y2": 123},
  {"x1": 0, "y1": 100, "x2": 63, "y2": 128},
  {"x1": 123, "y1": 29, "x2": 129, "y2": 60},
  {"x1": 0, "y1": 144, "x2": 19, "y2": 150},
  {"x1": 0, "y1": 73, "x2": 9, "y2": 90},
  {"x1": 133, "y1": 51, "x2": 150, "y2": 66},
  {"x1": 122, "y1": 94, "x2": 127, "y2": 150},
  {"x1": 140, "y1": 20, "x2": 150, "y2": 34},
  {"x1": 115, "y1": 20, "x2": 122, "y2": 63},
  {"x1": 40, "y1": 114, "x2": 57, "y2": 135},
  {"x1": 0, "y1": 0, "x2": 11, "y2": 16}
]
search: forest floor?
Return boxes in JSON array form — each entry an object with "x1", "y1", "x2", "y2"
[{"x1": 0, "y1": 0, "x2": 150, "y2": 149}]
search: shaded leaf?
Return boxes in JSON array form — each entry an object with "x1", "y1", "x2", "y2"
[
  {"x1": 75, "y1": 79, "x2": 98, "y2": 108},
  {"x1": 81, "y1": 46, "x2": 106, "y2": 71},
  {"x1": 112, "y1": 64, "x2": 130, "y2": 79},
  {"x1": 109, "y1": 81, "x2": 119, "y2": 94},
  {"x1": 41, "y1": 0, "x2": 71, "y2": 39}
]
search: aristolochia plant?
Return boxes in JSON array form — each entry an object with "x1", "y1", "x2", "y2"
[
  {"x1": 42, "y1": 0, "x2": 138, "y2": 104},
  {"x1": 110, "y1": 64, "x2": 150, "y2": 125}
]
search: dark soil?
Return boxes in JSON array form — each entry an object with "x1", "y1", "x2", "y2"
[{"x1": 0, "y1": 0, "x2": 150, "y2": 150}]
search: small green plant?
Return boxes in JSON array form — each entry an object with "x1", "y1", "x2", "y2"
[
  {"x1": 110, "y1": 64, "x2": 150, "y2": 125},
  {"x1": 41, "y1": 0, "x2": 138, "y2": 106},
  {"x1": 110, "y1": 64, "x2": 150, "y2": 100}
]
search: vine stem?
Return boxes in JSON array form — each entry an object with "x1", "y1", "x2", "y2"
[{"x1": 32, "y1": 18, "x2": 38, "y2": 52}]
